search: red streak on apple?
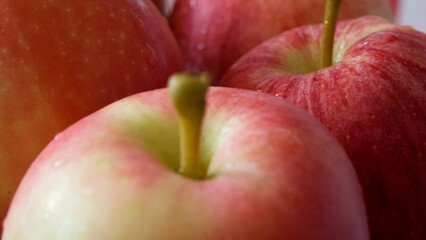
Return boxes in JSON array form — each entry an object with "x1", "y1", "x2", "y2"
[
  {"x1": 220, "y1": 16, "x2": 425, "y2": 240},
  {"x1": 0, "y1": 0, "x2": 183, "y2": 229}
]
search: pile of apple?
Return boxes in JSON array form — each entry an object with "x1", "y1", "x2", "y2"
[{"x1": 1, "y1": 0, "x2": 424, "y2": 239}]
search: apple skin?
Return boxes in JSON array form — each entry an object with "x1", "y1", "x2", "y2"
[
  {"x1": 219, "y1": 16, "x2": 426, "y2": 240},
  {"x1": 3, "y1": 88, "x2": 369, "y2": 239},
  {"x1": 169, "y1": 0, "x2": 393, "y2": 84},
  {"x1": 0, "y1": 0, "x2": 184, "y2": 230}
]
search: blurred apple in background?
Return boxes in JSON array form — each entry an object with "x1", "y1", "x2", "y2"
[
  {"x1": 2, "y1": 73, "x2": 369, "y2": 239},
  {"x1": 0, "y1": 0, "x2": 184, "y2": 229},
  {"x1": 169, "y1": 0, "x2": 393, "y2": 84},
  {"x1": 220, "y1": 15, "x2": 425, "y2": 240}
]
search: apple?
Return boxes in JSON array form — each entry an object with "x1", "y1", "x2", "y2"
[
  {"x1": 219, "y1": 15, "x2": 426, "y2": 240},
  {"x1": 168, "y1": 0, "x2": 394, "y2": 84},
  {"x1": 0, "y1": 0, "x2": 184, "y2": 230},
  {"x1": 2, "y1": 73, "x2": 369, "y2": 239}
]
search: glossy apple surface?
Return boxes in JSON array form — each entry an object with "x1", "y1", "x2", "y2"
[
  {"x1": 220, "y1": 16, "x2": 425, "y2": 240},
  {"x1": 3, "y1": 87, "x2": 368, "y2": 239},
  {"x1": 169, "y1": 0, "x2": 393, "y2": 83},
  {"x1": 0, "y1": 0, "x2": 184, "y2": 227}
]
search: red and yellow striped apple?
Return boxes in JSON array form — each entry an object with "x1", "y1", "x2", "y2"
[
  {"x1": 220, "y1": 15, "x2": 426, "y2": 240},
  {"x1": 2, "y1": 74, "x2": 369, "y2": 239}
]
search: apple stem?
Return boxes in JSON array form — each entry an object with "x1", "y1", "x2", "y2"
[
  {"x1": 168, "y1": 73, "x2": 210, "y2": 179},
  {"x1": 321, "y1": 0, "x2": 342, "y2": 68}
]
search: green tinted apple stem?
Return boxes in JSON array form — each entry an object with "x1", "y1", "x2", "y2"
[
  {"x1": 168, "y1": 73, "x2": 210, "y2": 179},
  {"x1": 321, "y1": 0, "x2": 342, "y2": 68}
]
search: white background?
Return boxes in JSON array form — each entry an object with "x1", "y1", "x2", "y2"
[{"x1": 396, "y1": 0, "x2": 426, "y2": 33}]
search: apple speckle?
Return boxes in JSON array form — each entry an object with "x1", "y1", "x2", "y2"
[
  {"x1": 373, "y1": 145, "x2": 377, "y2": 149},
  {"x1": 197, "y1": 43, "x2": 205, "y2": 50},
  {"x1": 371, "y1": 115, "x2": 376, "y2": 119}
]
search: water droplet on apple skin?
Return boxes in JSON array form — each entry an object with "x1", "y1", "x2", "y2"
[
  {"x1": 54, "y1": 132, "x2": 63, "y2": 141},
  {"x1": 53, "y1": 160, "x2": 62, "y2": 168}
]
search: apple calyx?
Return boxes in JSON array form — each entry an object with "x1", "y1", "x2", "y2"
[
  {"x1": 321, "y1": 0, "x2": 342, "y2": 68},
  {"x1": 168, "y1": 72, "x2": 210, "y2": 180}
]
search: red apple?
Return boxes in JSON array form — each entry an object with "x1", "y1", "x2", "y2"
[
  {"x1": 169, "y1": 0, "x2": 393, "y2": 84},
  {"x1": 2, "y1": 74, "x2": 369, "y2": 239},
  {"x1": 219, "y1": 16, "x2": 425, "y2": 240},
  {"x1": 0, "y1": 0, "x2": 184, "y2": 229}
]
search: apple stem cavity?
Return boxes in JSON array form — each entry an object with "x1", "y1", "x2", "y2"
[
  {"x1": 168, "y1": 72, "x2": 210, "y2": 180},
  {"x1": 321, "y1": 0, "x2": 342, "y2": 68}
]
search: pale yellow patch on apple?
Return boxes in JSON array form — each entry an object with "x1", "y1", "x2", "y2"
[{"x1": 333, "y1": 20, "x2": 395, "y2": 63}]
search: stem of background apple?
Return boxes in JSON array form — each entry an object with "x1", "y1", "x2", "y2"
[
  {"x1": 168, "y1": 73, "x2": 210, "y2": 179},
  {"x1": 321, "y1": 0, "x2": 342, "y2": 68}
]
